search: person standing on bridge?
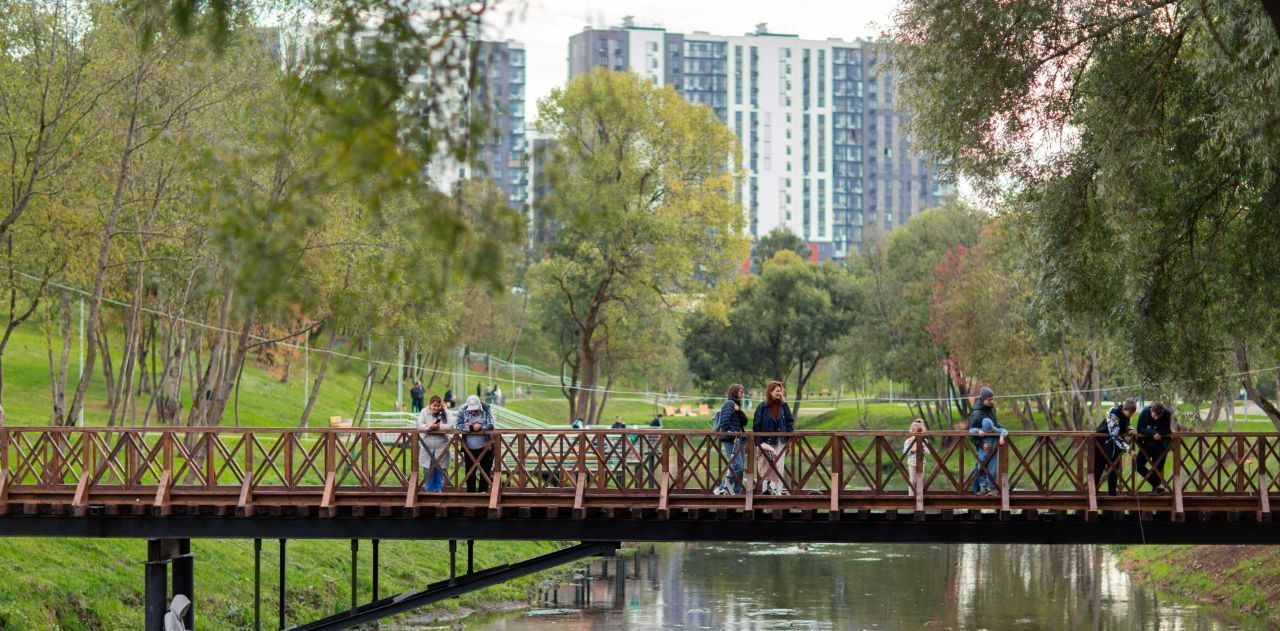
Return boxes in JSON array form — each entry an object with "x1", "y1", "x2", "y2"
[
  {"x1": 410, "y1": 381, "x2": 426, "y2": 413},
  {"x1": 753, "y1": 380, "x2": 795, "y2": 496},
  {"x1": 968, "y1": 387, "x2": 1008, "y2": 496},
  {"x1": 1135, "y1": 401, "x2": 1173, "y2": 495},
  {"x1": 456, "y1": 395, "x2": 496, "y2": 493},
  {"x1": 418, "y1": 395, "x2": 453, "y2": 492},
  {"x1": 713, "y1": 384, "x2": 750, "y2": 496},
  {"x1": 1093, "y1": 398, "x2": 1136, "y2": 496}
]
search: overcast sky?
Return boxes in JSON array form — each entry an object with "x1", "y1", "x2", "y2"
[{"x1": 483, "y1": 0, "x2": 901, "y2": 123}]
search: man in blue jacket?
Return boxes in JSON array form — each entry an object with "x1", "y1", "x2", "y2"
[{"x1": 1135, "y1": 402, "x2": 1173, "y2": 495}]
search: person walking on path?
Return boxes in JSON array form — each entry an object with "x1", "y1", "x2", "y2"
[
  {"x1": 968, "y1": 387, "x2": 1008, "y2": 496},
  {"x1": 752, "y1": 380, "x2": 795, "y2": 496},
  {"x1": 1135, "y1": 401, "x2": 1173, "y2": 495},
  {"x1": 417, "y1": 395, "x2": 452, "y2": 492},
  {"x1": 1094, "y1": 398, "x2": 1136, "y2": 496},
  {"x1": 713, "y1": 384, "x2": 750, "y2": 496},
  {"x1": 455, "y1": 395, "x2": 495, "y2": 493},
  {"x1": 410, "y1": 381, "x2": 426, "y2": 413}
]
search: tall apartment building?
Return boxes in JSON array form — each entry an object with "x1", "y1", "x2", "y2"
[
  {"x1": 472, "y1": 40, "x2": 528, "y2": 208},
  {"x1": 568, "y1": 23, "x2": 950, "y2": 260}
]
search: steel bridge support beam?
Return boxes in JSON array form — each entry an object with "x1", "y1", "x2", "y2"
[
  {"x1": 145, "y1": 538, "x2": 193, "y2": 630},
  {"x1": 287, "y1": 541, "x2": 619, "y2": 631}
]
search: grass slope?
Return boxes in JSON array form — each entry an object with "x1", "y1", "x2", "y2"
[
  {"x1": 1120, "y1": 545, "x2": 1280, "y2": 622},
  {"x1": 0, "y1": 537, "x2": 563, "y2": 630}
]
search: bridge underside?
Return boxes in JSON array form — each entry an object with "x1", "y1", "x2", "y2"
[{"x1": 3, "y1": 503, "x2": 1279, "y2": 544}]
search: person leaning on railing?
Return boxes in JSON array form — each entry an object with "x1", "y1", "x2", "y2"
[
  {"x1": 1093, "y1": 398, "x2": 1136, "y2": 496},
  {"x1": 417, "y1": 395, "x2": 453, "y2": 493},
  {"x1": 455, "y1": 395, "x2": 495, "y2": 493},
  {"x1": 713, "y1": 384, "x2": 750, "y2": 496},
  {"x1": 968, "y1": 387, "x2": 1008, "y2": 496},
  {"x1": 752, "y1": 380, "x2": 795, "y2": 496},
  {"x1": 1135, "y1": 401, "x2": 1174, "y2": 496}
]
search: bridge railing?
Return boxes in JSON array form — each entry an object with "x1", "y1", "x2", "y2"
[{"x1": 0, "y1": 428, "x2": 1276, "y2": 514}]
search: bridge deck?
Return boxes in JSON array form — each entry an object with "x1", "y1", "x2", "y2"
[{"x1": 1, "y1": 427, "x2": 1277, "y2": 543}]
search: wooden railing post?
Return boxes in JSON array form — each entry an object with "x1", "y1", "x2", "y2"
[{"x1": 1171, "y1": 436, "x2": 1184, "y2": 521}]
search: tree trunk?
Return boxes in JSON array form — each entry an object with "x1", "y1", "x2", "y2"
[
  {"x1": 98, "y1": 327, "x2": 116, "y2": 422},
  {"x1": 299, "y1": 330, "x2": 339, "y2": 428},
  {"x1": 48, "y1": 293, "x2": 73, "y2": 425},
  {"x1": 1235, "y1": 341, "x2": 1280, "y2": 429}
]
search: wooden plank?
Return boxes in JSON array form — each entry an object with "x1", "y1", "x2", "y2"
[
  {"x1": 1172, "y1": 471, "x2": 1185, "y2": 522},
  {"x1": 152, "y1": 471, "x2": 172, "y2": 516},
  {"x1": 0, "y1": 470, "x2": 9, "y2": 516},
  {"x1": 237, "y1": 475, "x2": 255, "y2": 517},
  {"x1": 72, "y1": 473, "x2": 90, "y2": 516},
  {"x1": 1086, "y1": 473, "x2": 1098, "y2": 513},
  {"x1": 914, "y1": 468, "x2": 925, "y2": 517},
  {"x1": 487, "y1": 473, "x2": 503, "y2": 518},
  {"x1": 658, "y1": 470, "x2": 670, "y2": 519},
  {"x1": 405, "y1": 471, "x2": 419, "y2": 510},
  {"x1": 1259, "y1": 472, "x2": 1271, "y2": 523},
  {"x1": 573, "y1": 472, "x2": 586, "y2": 519},
  {"x1": 999, "y1": 473, "x2": 1010, "y2": 517},
  {"x1": 828, "y1": 471, "x2": 841, "y2": 521},
  {"x1": 320, "y1": 471, "x2": 336, "y2": 517}
]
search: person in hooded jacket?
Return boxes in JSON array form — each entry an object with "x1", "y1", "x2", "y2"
[
  {"x1": 1135, "y1": 401, "x2": 1174, "y2": 495},
  {"x1": 967, "y1": 386, "x2": 1008, "y2": 496},
  {"x1": 753, "y1": 380, "x2": 795, "y2": 495},
  {"x1": 713, "y1": 384, "x2": 750, "y2": 496},
  {"x1": 1094, "y1": 398, "x2": 1136, "y2": 496}
]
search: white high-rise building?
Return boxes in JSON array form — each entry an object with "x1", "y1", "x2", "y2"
[{"x1": 568, "y1": 22, "x2": 951, "y2": 260}]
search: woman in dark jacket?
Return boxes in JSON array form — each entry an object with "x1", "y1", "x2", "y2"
[
  {"x1": 713, "y1": 384, "x2": 750, "y2": 496},
  {"x1": 753, "y1": 380, "x2": 795, "y2": 495}
]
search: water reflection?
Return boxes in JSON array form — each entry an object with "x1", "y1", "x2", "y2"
[{"x1": 474, "y1": 543, "x2": 1269, "y2": 630}]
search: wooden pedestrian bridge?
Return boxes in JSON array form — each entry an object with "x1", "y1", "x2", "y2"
[
  {"x1": 0, "y1": 426, "x2": 1276, "y2": 543},
  {"x1": 4, "y1": 426, "x2": 1280, "y2": 629}
]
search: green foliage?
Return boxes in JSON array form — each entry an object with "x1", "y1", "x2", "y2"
[
  {"x1": 530, "y1": 69, "x2": 746, "y2": 421},
  {"x1": 751, "y1": 227, "x2": 812, "y2": 272},
  {"x1": 889, "y1": 0, "x2": 1280, "y2": 421},
  {"x1": 684, "y1": 251, "x2": 858, "y2": 411}
]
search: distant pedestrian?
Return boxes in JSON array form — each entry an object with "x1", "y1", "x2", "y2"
[
  {"x1": 1135, "y1": 401, "x2": 1173, "y2": 495},
  {"x1": 1094, "y1": 398, "x2": 1136, "y2": 496},
  {"x1": 493, "y1": 385, "x2": 503, "y2": 406},
  {"x1": 713, "y1": 384, "x2": 749, "y2": 496},
  {"x1": 443, "y1": 386, "x2": 456, "y2": 409},
  {"x1": 644, "y1": 415, "x2": 663, "y2": 488},
  {"x1": 410, "y1": 381, "x2": 426, "y2": 413},
  {"x1": 611, "y1": 416, "x2": 626, "y2": 429},
  {"x1": 752, "y1": 380, "x2": 794, "y2": 496},
  {"x1": 417, "y1": 395, "x2": 452, "y2": 492},
  {"x1": 455, "y1": 395, "x2": 495, "y2": 493},
  {"x1": 967, "y1": 387, "x2": 1007, "y2": 496},
  {"x1": 571, "y1": 417, "x2": 585, "y2": 429},
  {"x1": 903, "y1": 418, "x2": 930, "y2": 491}
]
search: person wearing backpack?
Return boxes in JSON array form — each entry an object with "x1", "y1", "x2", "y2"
[
  {"x1": 752, "y1": 380, "x2": 795, "y2": 495},
  {"x1": 967, "y1": 386, "x2": 1007, "y2": 496},
  {"x1": 713, "y1": 384, "x2": 750, "y2": 496}
]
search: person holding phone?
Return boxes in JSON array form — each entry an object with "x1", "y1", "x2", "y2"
[
  {"x1": 713, "y1": 384, "x2": 750, "y2": 496},
  {"x1": 417, "y1": 395, "x2": 453, "y2": 492}
]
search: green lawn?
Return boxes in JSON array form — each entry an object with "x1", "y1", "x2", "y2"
[{"x1": 0, "y1": 537, "x2": 565, "y2": 630}]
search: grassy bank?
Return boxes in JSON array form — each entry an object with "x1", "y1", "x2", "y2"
[
  {"x1": 0, "y1": 537, "x2": 564, "y2": 629},
  {"x1": 1119, "y1": 545, "x2": 1280, "y2": 621}
]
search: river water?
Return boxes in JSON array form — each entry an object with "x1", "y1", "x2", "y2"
[{"x1": 470, "y1": 543, "x2": 1268, "y2": 630}]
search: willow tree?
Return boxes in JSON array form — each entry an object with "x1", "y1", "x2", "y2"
[
  {"x1": 890, "y1": 0, "x2": 1280, "y2": 427},
  {"x1": 533, "y1": 69, "x2": 746, "y2": 422}
]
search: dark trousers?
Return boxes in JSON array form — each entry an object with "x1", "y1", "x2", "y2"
[
  {"x1": 1134, "y1": 440, "x2": 1169, "y2": 490},
  {"x1": 463, "y1": 445, "x2": 494, "y2": 493},
  {"x1": 1092, "y1": 441, "x2": 1123, "y2": 496},
  {"x1": 411, "y1": 398, "x2": 424, "y2": 413}
]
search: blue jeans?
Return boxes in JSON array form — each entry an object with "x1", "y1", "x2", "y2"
[
  {"x1": 423, "y1": 464, "x2": 447, "y2": 492},
  {"x1": 971, "y1": 444, "x2": 998, "y2": 493},
  {"x1": 718, "y1": 438, "x2": 745, "y2": 494}
]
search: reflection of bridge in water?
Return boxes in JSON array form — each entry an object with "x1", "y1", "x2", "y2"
[{"x1": 1, "y1": 427, "x2": 1277, "y2": 629}]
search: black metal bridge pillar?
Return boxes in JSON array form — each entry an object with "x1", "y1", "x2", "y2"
[{"x1": 145, "y1": 538, "x2": 194, "y2": 630}]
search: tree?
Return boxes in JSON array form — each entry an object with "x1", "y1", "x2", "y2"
[
  {"x1": 751, "y1": 227, "x2": 812, "y2": 272},
  {"x1": 839, "y1": 204, "x2": 984, "y2": 427},
  {"x1": 890, "y1": 0, "x2": 1280, "y2": 427},
  {"x1": 685, "y1": 251, "x2": 859, "y2": 414},
  {"x1": 533, "y1": 69, "x2": 746, "y2": 421}
]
